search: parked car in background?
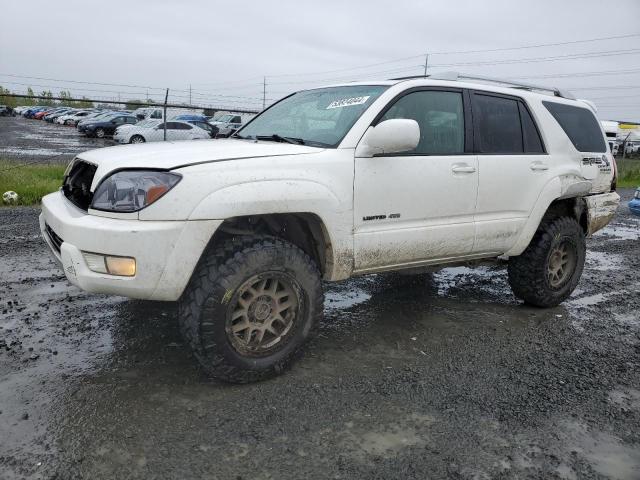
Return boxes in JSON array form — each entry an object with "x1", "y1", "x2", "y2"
[
  {"x1": 12, "y1": 106, "x2": 29, "y2": 116},
  {"x1": 45, "y1": 108, "x2": 75, "y2": 123},
  {"x1": 208, "y1": 113, "x2": 255, "y2": 137},
  {"x1": 629, "y1": 188, "x2": 640, "y2": 216},
  {"x1": 113, "y1": 120, "x2": 209, "y2": 143},
  {"x1": 82, "y1": 114, "x2": 137, "y2": 138},
  {"x1": 0, "y1": 105, "x2": 12, "y2": 116},
  {"x1": 135, "y1": 107, "x2": 205, "y2": 121},
  {"x1": 34, "y1": 108, "x2": 56, "y2": 120},
  {"x1": 57, "y1": 110, "x2": 93, "y2": 126},
  {"x1": 77, "y1": 111, "x2": 120, "y2": 129},
  {"x1": 24, "y1": 107, "x2": 49, "y2": 118},
  {"x1": 174, "y1": 114, "x2": 209, "y2": 122},
  {"x1": 187, "y1": 120, "x2": 218, "y2": 138},
  {"x1": 625, "y1": 142, "x2": 640, "y2": 155}
]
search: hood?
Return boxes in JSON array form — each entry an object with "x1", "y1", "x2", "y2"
[{"x1": 77, "y1": 139, "x2": 323, "y2": 184}]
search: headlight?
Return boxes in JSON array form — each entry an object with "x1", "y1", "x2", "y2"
[{"x1": 91, "y1": 170, "x2": 181, "y2": 212}]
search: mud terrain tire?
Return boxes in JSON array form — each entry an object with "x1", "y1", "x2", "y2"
[
  {"x1": 178, "y1": 236, "x2": 323, "y2": 383},
  {"x1": 508, "y1": 217, "x2": 585, "y2": 307}
]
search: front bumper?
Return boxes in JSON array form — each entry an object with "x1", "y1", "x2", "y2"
[
  {"x1": 113, "y1": 133, "x2": 127, "y2": 143},
  {"x1": 40, "y1": 191, "x2": 222, "y2": 301}
]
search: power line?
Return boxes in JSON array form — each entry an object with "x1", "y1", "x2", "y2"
[
  {"x1": 509, "y1": 67, "x2": 640, "y2": 80},
  {"x1": 429, "y1": 33, "x2": 640, "y2": 55},
  {"x1": 429, "y1": 49, "x2": 640, "y2": 68},
  {"x1": 265, "y1": 32, "x2": 640, "y2": 78}
]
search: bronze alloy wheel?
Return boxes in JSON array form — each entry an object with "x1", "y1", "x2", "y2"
[
  {"x1": 226, "y1": 273, "x2": 301, "y2": 356},
  {"x1": 546, "y1": 239, "x2": 577, "y2": 289}
]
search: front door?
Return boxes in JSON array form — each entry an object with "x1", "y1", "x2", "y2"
[{"x1": 353, "y1": 88, "x2": 478, "y2": 272}]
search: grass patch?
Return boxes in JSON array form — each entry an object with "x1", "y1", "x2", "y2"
[
  {"x1": 616, "y1": 158, "x2": 640, "y2": 188},
  {"x1": 0, "y1": 161, "x2": 66, "y2": 206}
]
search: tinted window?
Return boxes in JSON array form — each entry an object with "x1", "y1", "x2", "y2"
[
  {"x1": 543, "y1": 101, "x2": 606, "y2": 152},
  {"x1": 166, "y1": 122, "x2": 182, "y2": 130},
  {"x1": 380, "y1": 90, "x2": 465, "y2": 155},
  {"x1": 519, "y1": 103, "x2": 544, "y2": 153},
  {"x1": 150, "y1": 110, "x2": 162, "y2": 119},
  {"x1": 473, "y1": 94, "x2": 522, "y2": 154}
]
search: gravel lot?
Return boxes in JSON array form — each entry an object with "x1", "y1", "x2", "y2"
[
  {"x1": 1, "y1": 185, "x2": 639, "y2": 477},
  {"x1": 0, "y1": 116, "x2": 114, "y2": 164}
]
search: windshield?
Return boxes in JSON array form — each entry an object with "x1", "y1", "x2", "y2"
[
  {"x1": 136, "y1": 119, "x2": 159, "y2": 128},
  {"x1": 237, "y1": 85, "x2": 388, "y2": 147},
  {"x1": 213, "y1": 114, "x2": 235, "y2": 123}
]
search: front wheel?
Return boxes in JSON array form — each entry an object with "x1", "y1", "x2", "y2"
[
  {"x1": 178, "y1": 236, "x2": 323, "y2": 383},
  {"x1": 95, "y1": 128, "x2": 105, "y2": 138},
  {"x1": 129, "y1": 135, "x2": 145, "y2": 144},
  {"x1": 508, "y1": 216, "x2": 585, "y2": 307}
]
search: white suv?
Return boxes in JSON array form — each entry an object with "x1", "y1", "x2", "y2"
[{"x1": 40, "y1": 73, "x2": 620, "y2": 383}]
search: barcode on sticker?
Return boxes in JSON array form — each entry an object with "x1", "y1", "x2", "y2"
[{"x1": 326, "y1": 96, "x2": 370, "y2": 109}]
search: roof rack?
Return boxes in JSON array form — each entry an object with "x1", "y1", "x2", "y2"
[{"x1": 390, "y1": 71, "x2": 576, "y2": 100}]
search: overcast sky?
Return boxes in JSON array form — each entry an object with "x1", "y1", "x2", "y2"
[{"x1": 1, "y1": 0, "x2": 639, "y2": 120}]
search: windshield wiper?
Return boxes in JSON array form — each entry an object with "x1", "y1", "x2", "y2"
[{"x1": 255, "y1": 134, "x2": 305, "y2": 145}]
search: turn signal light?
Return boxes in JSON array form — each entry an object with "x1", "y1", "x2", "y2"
[{"x1": 82, "y1": 252, "x2": 136, "y2": 277}]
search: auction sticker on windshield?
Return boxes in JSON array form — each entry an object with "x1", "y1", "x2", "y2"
[{"x1": 326, "y1": 96, "x2": 371, "y2": 109}]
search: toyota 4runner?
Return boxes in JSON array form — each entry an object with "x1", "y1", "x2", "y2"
[{"x1": 40, "y1": 73, "x2": 620, "y2": 383}]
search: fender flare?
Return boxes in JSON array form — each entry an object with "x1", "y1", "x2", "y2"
[
  {"x1": 188, "y1": 179, "x2": 354, "y2": 280},
  {"x1": 504, "y1": 177, "x2": 562, "y2": 257},
  {"x1": 188, "y1": 179, "x2": 342, "y2": 220}
]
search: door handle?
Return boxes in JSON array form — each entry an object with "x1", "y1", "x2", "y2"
[
  {"x1": 530, "y1": 161, "x2": 549, "y2": 171},
  {"x1": 451, "y1": 163, "x2": 476, "y2": 174}
]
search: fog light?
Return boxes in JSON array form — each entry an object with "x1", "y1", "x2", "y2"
[
  {"x1": 105, "y1": 256, "x2": 136, "y2": 276},
  {"x1": 82, "y1": 252, "x2": 136, "y2": 277}
]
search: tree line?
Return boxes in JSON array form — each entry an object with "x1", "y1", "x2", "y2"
[{"x1": 0, "y1": 85, "x2": 94, "y2": 108}]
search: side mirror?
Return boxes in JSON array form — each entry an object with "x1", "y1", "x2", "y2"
[{"x1": 356, "y1": 118, "x2": 420, "y2": 157}]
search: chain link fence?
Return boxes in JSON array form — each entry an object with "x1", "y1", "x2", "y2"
[
  {"x1": 1, "y1": 91, "x2": 259, "y2": 150},
  {"x1": 0, "y1": 92, "x2": 260, "y2": 205}
]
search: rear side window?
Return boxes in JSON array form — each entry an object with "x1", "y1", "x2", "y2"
[
  {"x1": 519, "y1": 103, "x2": 544, "y2": 153},
  {"x1": 543, "y1": 101, "x2": 606, "y2": 152},
  {"x1": 473, "y1": 94, "x2": 522, "y2": 153}
]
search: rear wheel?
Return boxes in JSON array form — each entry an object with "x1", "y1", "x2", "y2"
[
  {"x1": 508, "y1": 217, "x2": 585, "y2": 307},
  {"x1": 178, "y1": 236, "x2": 323, "y2": 383},
  {"x1": 129, "y1": 135, "x2": 145, "y2": 144}
]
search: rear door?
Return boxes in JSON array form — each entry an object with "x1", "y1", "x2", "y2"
[{"x1": 471, "y1": 91, "x2": 550, "y2": 254}]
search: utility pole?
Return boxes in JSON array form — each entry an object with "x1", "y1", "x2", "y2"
[
  {"x1": 163, "y1": 88, "x2": 169, "y2": 141},
  {"x1": 423, "y1": 54, "x2": 429, "y2": 76},
  {"x1": 262, "y1": 76, "x2": 266, "y2": 110}
]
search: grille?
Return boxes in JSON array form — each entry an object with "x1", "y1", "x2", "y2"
[
  {"x1": 62, "y1": 160, "x2": 97, "y2": 210},
  {"x1": 45, "y1": 223, "x2": 63, "y2": 254}
]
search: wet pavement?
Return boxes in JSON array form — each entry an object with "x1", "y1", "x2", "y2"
[
  {"x1": 0, "y1": 191, "x2": 639, "y2": 479},
  {"x1": 0, "y1": 116, "x2": 115, "y2": 164}
]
